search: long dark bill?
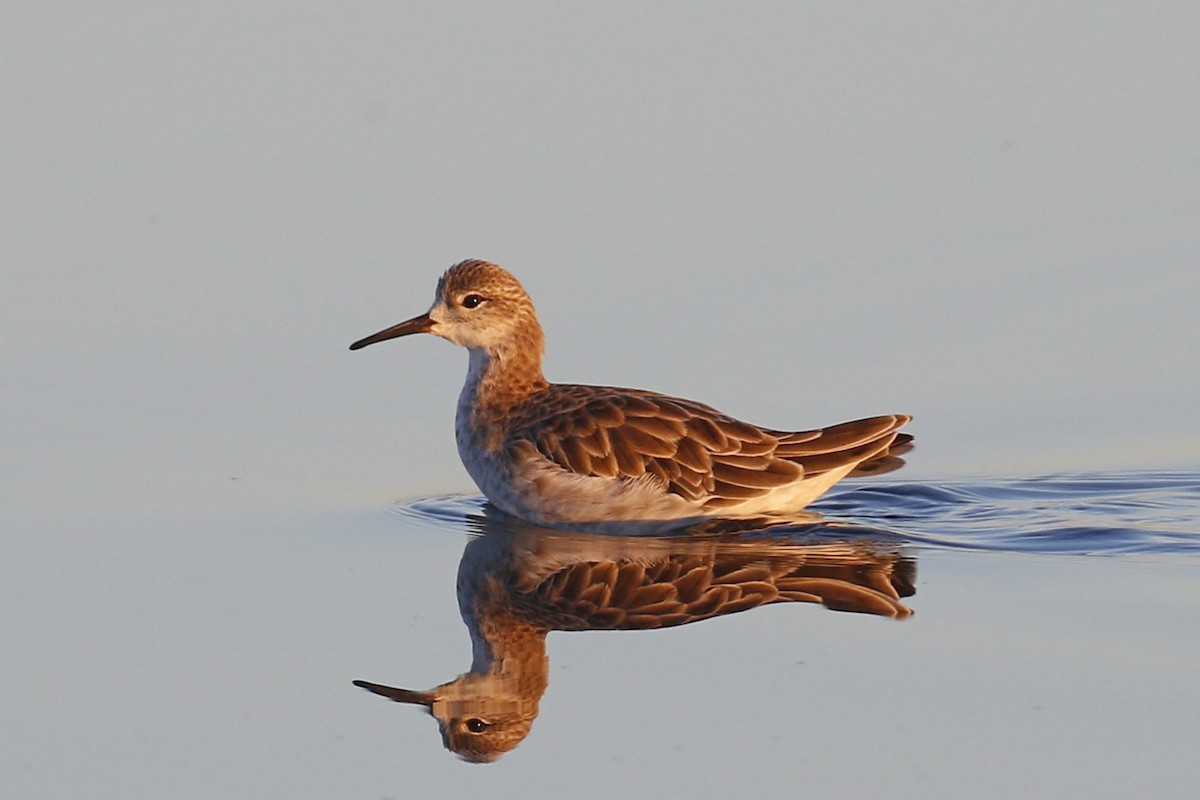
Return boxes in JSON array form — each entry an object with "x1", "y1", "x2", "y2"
[
  {"x1": 349, "y1": 313, "x2": 434, "y2": 350},
  {"x1": 352, "y1": 679, "x2": 435, "y2": 706}
]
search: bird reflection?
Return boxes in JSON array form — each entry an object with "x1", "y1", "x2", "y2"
[{"x1": 354, "y1": 508, "x2": 915, "y2": 762}]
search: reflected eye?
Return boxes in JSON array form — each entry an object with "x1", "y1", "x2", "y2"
[
  {"x1": 465, "y1": 718, "x2": 490, "y2": 733},
  {"x1": 461, "y1": 294, "x2": 485, "y2": 309}
]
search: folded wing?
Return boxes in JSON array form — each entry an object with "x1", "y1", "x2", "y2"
[{"x1": 507, "y1": 385, "x2": 911, "y2": 508}]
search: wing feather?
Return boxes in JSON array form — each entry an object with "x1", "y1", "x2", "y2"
[
  {"x1": 673, "y1": 436, "x2": 713, "y2": 472},
  {"x1": 617, "y1": 424, "x2": 678, "y2": 458},
  {"x1": 577, "y1": 426, "x2": 611, "y2": 458},
  {"x1": 507, "y1": 386, "x2": 911, "y2": 509},
  {"x1": 558, "y1": 434, "x2": 592, "y2": 473},
  {"x1": 775, "y1": 415, "x2": 908, "y2": 455},
  {"x1": 684, "y1": 416, "x2": 731, "y2": 452}
]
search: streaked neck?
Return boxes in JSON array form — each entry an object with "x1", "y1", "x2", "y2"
[{"x1": 463, "y1": 344, "x2": 548, "y2": 412}]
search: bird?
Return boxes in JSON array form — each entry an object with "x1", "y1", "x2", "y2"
[{"x1": 350, "y1": 260, "x2": 912, "y2": 532}]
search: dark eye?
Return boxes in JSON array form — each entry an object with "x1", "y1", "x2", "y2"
[
  {"x1": 465, "y1": 718, "x2": 490, "y2": 733},
  {"x1": 461, "y1": 294, "x2": 485, "y2": 309}
]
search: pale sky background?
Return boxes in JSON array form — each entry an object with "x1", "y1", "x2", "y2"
[{"x1": 3, "y1": 2, "x2": 1198, "y2": 516}]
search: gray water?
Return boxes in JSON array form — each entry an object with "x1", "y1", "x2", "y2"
[{"x1": 8, "y1": 469, "x2": 1196, "y2": 798}]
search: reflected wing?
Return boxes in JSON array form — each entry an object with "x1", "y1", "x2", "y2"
[{"x1": 516, "y1": 546, "x2": 914, "y2": 629}]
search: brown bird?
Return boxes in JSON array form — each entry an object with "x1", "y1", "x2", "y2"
[{"x1": 351, "y1": 260, "x2": 912, "y2": 531}]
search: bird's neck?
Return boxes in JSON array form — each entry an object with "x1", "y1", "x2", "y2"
[
  {"x1": 462, "y1": 343, "x2": 548, "y2": 413},
  {"x1": 462, "y1": 584, "x2": 550, "y2": 710}
]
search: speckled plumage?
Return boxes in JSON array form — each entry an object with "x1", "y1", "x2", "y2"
[{"x1": 351, "y1": 260, "x2": 913, "y2": 530}]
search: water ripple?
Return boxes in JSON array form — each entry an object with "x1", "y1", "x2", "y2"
[
  {"x1": 395, "y1": 469, "x2": 1200, "y2": 558},
  {"x1": 818, "y1": 468, "x2": 1200, "y2": 556}
]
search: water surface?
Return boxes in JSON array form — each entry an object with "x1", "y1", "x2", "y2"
[
  {"x1": 5, "y1": 468, "x2": 1198, "y2": 798},
  {"x1": 347, "y1": 469, "x2": 1199, "y2": 792}
]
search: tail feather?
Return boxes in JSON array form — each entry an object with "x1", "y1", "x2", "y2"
[{"x1": 846, "y1": 431, "x2": 915, "y2": 477}]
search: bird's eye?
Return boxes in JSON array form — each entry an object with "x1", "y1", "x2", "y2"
[
  {"x1": 461, "y1": 294, "x2": 485, "y2": 309},
  {"x1": 465, "y1": 718, "x2": 490, "y2": 733}
]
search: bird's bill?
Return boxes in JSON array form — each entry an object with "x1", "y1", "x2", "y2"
[
  {"x1": 352, "y1": 679, "x2": 435, "y2": 706},
  {"x1": 349, "y1": 313, "x2": 434, "y2": 350}
]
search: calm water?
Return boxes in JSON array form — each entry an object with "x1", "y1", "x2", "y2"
[
  {"x1": 6, "y1": 468, "x2": 1198, "y2": 799},
  {"x1": 355, "y1": 469, "x2": 1200, "y2": 791}
]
